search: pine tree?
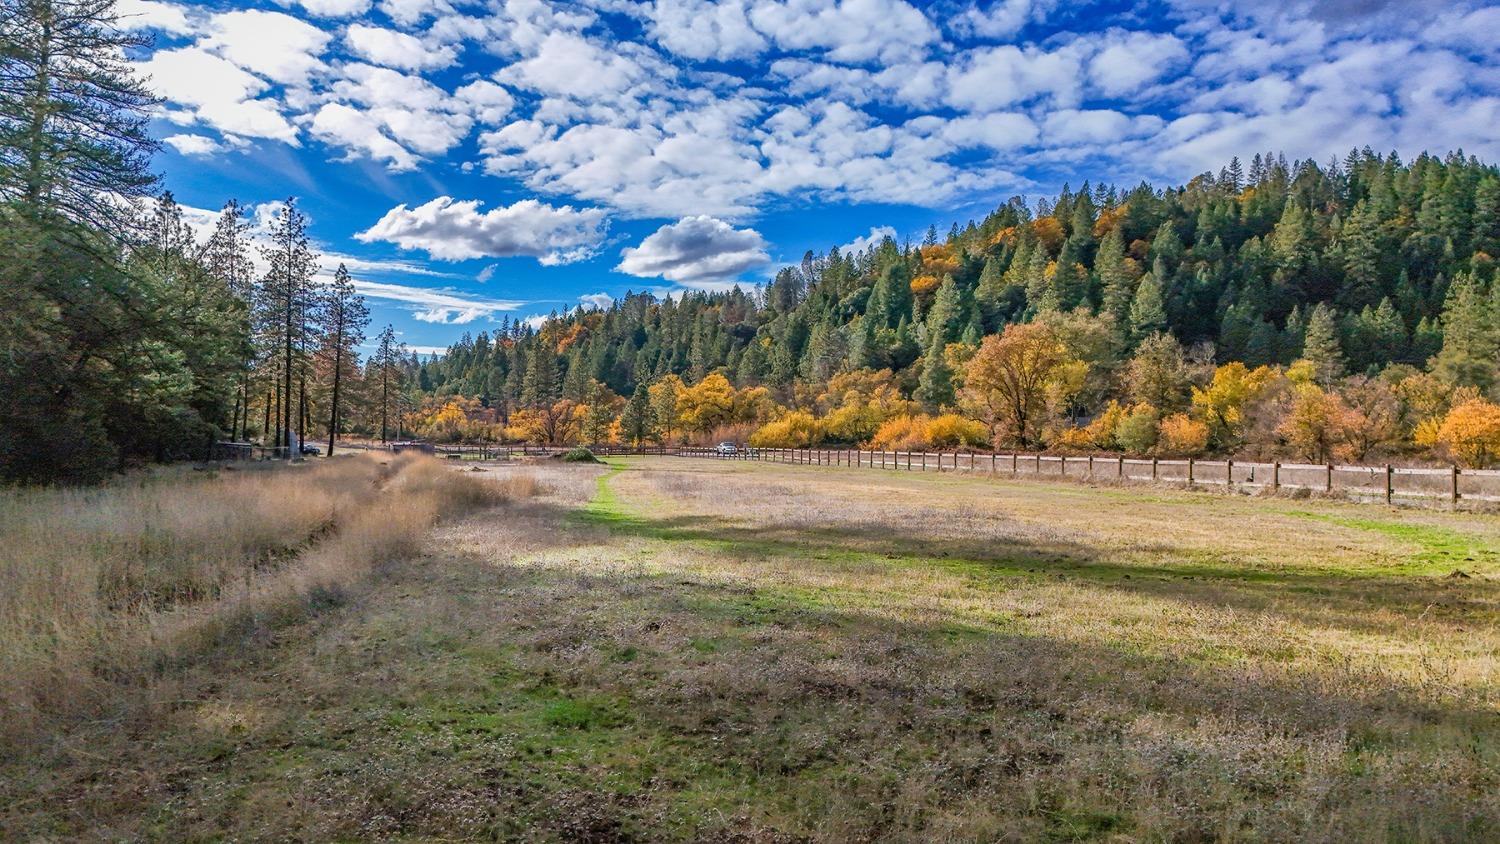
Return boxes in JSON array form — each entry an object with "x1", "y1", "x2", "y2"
[
  {"x1": 1431, "y1": 272, "x2": 1497, "y2": 390},
  {"x1": 620, "y1": 382, "x2": 655, "y2": 445},
  {"x1": 257, "y1": 199, "x2": 320, "y2": 452},
  {"x1": 1300, "y1": 302, "x2": 1345, "y2": 385},
  {"x1": 0, "y1": 0, "x2": 157, "y2": 225},
  {"x1": 1129, "y1": 263, "x2": 1169, "y2": 340},
  {"x1": 373, "y1": 325, "x2": 406, "y2": 443},
  {"x1": 318, "y1": 264, "x2": 368, "y2": 456},
  {"x1": 916, "y1": 332, "x2": 953, "y2": 410},
  {"x1": 521, "y1": 345, "x2": 560, "y2": 408}
]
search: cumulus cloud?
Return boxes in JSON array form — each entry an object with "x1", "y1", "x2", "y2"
[
  {"x1": 1088, "y1": 31, "x2": 1190, "y2": 97},
  {"x1": 282, "y1": 0, "x2": 373, "y2": 17},
  {"x1": 357, "y1": 196, "x2": 610, "y2": 264},
  {"x1": 579, "y1": 292, "x2": 614, "y2": 309},
  {"x1": 616, "y1": 216, "x2": 770, "y2": 285},
  {"x1": 346, "y1": 23, "x2": 458, "y2": 70},
  {"x1": 116, "y1": 0, "x2": 195, "y2": 34},
  {"x1": 839, "y1": 225, "x2": 897, "y2": 255},
  {"x1": 202, "y1": 10, "x2": 331, "y2": 86},
  {"x1": 131, "y1": 0, "x2": 1500, "y2": 226},
  {"x1": 163, "y1": 134, "x2": 224, "y2": 156},
  {"x1": 137, "y1": 47, "x2": 299, "y2": 142}
]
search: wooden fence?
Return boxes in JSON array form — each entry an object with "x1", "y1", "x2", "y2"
[{"x1": 671, "y1": 447, "x2": 1500, "y2": 506}]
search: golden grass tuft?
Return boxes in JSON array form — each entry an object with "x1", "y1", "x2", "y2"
[{"x1": 0, "y1": 454, "x2": 529, "y2": 748}]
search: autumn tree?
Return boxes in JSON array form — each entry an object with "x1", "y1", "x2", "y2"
[
  {"x1": 1435, "y1": 398, "x2": 1500, "y2": 467},
  {"x1": 961, "y1": 323, "x2": 1071, "y2": 447}
]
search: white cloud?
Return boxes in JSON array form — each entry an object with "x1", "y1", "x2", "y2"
[
  {"x1": 138, "y1": 47, "x2": 299, "y2": 142},
  {"x1": 951, "y1": 0, "x2": 1054, "y2": 39},
  {"x1": 616, "y1": 216, "x2": 770, "y2": 285},
  {"x1": 945, "y1": 43, "x2": 1088, "y2": 111},
  {"x1": 163, "y1": 134, "x2": 223, "y2": 156},
  {"x1": 203, "y1": 10, "x2": 331, "y2": 87},
  {"x1": 498, "y1": 32, "x2": 646, "y2": 100},
  {"x1": 357, "y1": 197, "x2": 610, "y2": 264},
  {"x1": 579, "y1": 292, "x2": 614, "y2": 309},
  {"x1": 346, "y1": 23, "x2": 458, "y2": 71},
  {"x1": 649, "y1": 0, "x2": 766, "y2": 61},
  {"x1": 1089, "y1": 31, "x2": 1189, "y2": 97},
  {"x1": 747, "y1": 0, "x2": 939, "y2": 64},
  {"x1": 839, "y1": 225, "x2": 896, "y2": 255},
  {"x1": 116, "y1": 0, "x2": 195, "y2": 34},
  {"x1": 282, "y1": 0, "x2": 372, "y2": 17},
  {"x1": 476, "y1": 264, "x2": 498, "y2": 282},
  {"x1": 352, "y1": 279, "x2": 521, "y2": 324}
]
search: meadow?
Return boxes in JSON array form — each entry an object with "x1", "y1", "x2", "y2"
[{"x1": 3, "y1": 455, "x2": 1497, "y2": 842}]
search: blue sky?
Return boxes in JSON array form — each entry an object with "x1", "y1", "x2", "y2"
[{"x1": 121, "y1": 0, "x2": 1500, "y2": 355}]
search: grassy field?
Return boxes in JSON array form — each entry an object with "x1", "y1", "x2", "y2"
[{"x1": 3, "y1": 455, "x2": 1498, "y2": 841}]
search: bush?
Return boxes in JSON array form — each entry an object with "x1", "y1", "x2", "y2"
[
  {"x1": 560, "y1": 447, "x2": 602, "y2": 463},
  {"x1": 1114, "y1": 404, "x2": 1160, "y2": 454},
  {"x1": 749, "y1": 411, "x2": 822, "y2": 448},
  {"x1": 1436, "y1": 398, "x2": 1500, "y2": 468},
  {"x1": 925, "y1": 413, "x2": 988, "y2": 449},
  {"x1": 1157, "y1": 413, "x2": 1210, "y2": 456},
  {"x1": 868, "y1": 414, "x2": 931, "y2": 450}
]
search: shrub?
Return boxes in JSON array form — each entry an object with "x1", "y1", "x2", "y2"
[
  {"x1": 1157, "y1": 413, "x2": 1210, "y2": 456},
  {"x1": 925, "y1": 413, "x2": 988, "y2": 449},
  {"x1": 1114, "y1": 404, "x2": 1160, "y2": 454},
  {"x1": 560, "y1": 447, "x2": 602, "y2": 463},
  {"x1": 1435, "y1": 398, "x2": 1500, "y2": 467},
  {"x1": 868, "y1": 414, "x2": 931, "y2": 450},
  {"x1": 749, "y1": 411, "x2": 822, "y2": 448}
]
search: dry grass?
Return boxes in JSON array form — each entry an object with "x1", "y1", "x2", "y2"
[
  {"x1": 0, "y1": 454, "x2": 529, "y2": 748},
  {"x1": 3, "y1": 455, "x2": 1497, "y2": 841}
]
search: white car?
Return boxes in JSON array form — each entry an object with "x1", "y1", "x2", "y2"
[{"x1": 715, "y1": 441, "x2": 738, "y2": 455}]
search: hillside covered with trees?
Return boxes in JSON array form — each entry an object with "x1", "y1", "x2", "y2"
[{"x1": 411, "y1": 150, "x2": 1500, "y2": 466}]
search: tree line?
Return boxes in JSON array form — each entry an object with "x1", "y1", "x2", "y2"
[
  {"x1": 0, "y1": 0, "x2": 413, "y2": 483},
  {"x1": 411, "y1": 150, "x2": 1500, "y2": 466}
]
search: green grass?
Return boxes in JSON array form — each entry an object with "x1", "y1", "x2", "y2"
[{"x1": 4, "y1": 456, "x2": 1498, "y2": 842}]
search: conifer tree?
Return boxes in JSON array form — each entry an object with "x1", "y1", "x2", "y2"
[
  {"x1": 1301, "y1": 303, "x2": 1345, "y2": 385},
  {"x1": 318, "y1": 264, "x2": 368, "y2": 455}
]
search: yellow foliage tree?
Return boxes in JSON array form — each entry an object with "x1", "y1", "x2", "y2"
[
  {"x1": 925, "y1": 413, "x2": 988, "y2": 448},
  {"x1": 1435, "y1": 399, "x2": 1500, "y2": 467},
  {"x1": 749, "y1": 411, "x2": 823, "y2": 448},
  {"x1": 677, "y1": 373, "x2": 736, "y2": 434},
  {"x1": 961, "y1": 323, "x2": 1074, "y2": 447},
  {"x1": 1191, "y1": 362, "x2": 1279, "y2": 449}
]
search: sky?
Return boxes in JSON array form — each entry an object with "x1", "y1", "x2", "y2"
[{"x1": 120, "y1": 0, "x2": 1500, "y2": 356}]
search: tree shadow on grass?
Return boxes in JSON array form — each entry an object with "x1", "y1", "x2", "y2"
[{"x1": 572, "y1": 496, "x2": 1500, "y2": 664}]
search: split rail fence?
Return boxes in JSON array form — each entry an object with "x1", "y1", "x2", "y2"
[{"x1": 672, "y1": 447, "x2": 1500, "y2": 506}]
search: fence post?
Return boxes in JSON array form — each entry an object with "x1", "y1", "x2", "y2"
[
  {"x1": 991, "y1": 452, "x2": 997, "y2": 475},
  {"x1": 1385, "y1": 464, "x2": 1393, "y2": 504},
  {"x1": 1226, "y1": 459, "x2": 1233, "y2": 487},
  {"x1": 921, "y1": 452, "x2": 927, "y2": 472},
  {"x1": 1118, "y1": 455, "x2": 1124, "y2": 478},
  {"x1": 1187, "y1": 457, "x2": 1194, "y2": 485},
  {"x1": 1011, "y1": 453, "x2": 1018, "y2": 474},
  {"x1": 1060, "y1": 456, "x2": 1066, "y2": 476},
  {"x1": 1035, "y1": 453, "x2": 1042, "y2": 474},
  {"x1": 906, "y1": 451, "x2": 912, "y2": 471},
  {"x1": 1451, "y1": 465, "x2": 1460, "y2": 504},
  {"x1": 1326, "y1": 463, "x2": 1334, "y2": 493},
  {"x1": 1151, "y1": 457, "x2": 1159, "y2": 481},
  {"x1": 1088, "y1": 455, "x2": 1094, "y2": 479},
  {"x1": 1272, "y1": 461, "x2": 1280, "y2": 492}
]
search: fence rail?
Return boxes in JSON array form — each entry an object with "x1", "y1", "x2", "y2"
[
  {"x1": 669, "y1": 447, "x2": 1500, "y2": 506},
  {"x1": 215, "y1": 440, "x2": 1500, "y2": 507}
]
